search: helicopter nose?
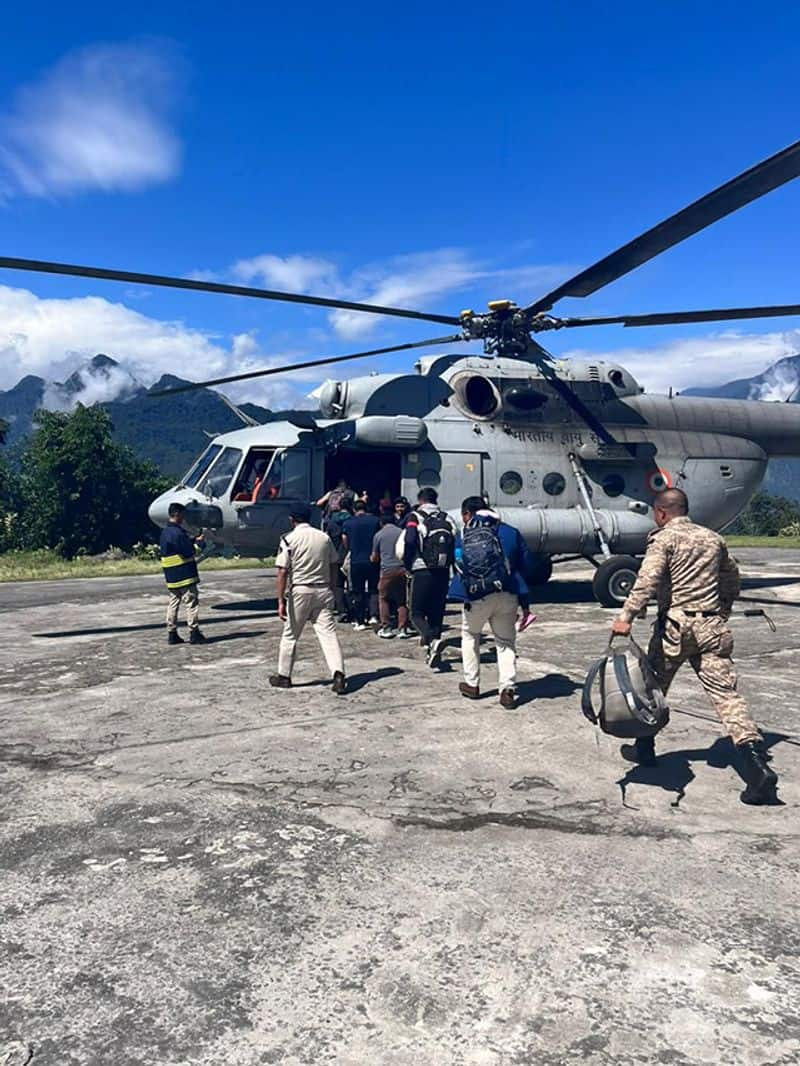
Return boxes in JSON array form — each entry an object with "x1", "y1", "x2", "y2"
[{"x1": 148, "y1": 493, "x2": 170, "y2": 528}]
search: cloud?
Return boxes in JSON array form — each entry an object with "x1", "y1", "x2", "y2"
[
  {"x1": 0, "y1": 41, "x2": 182, "y2": 199},
  {"x1": 42, "y1": 361, "x2": 140, "y2": 412},
  {"x1": 233, "y1": 254, "x2": 339, "y2": 293},
  {"x1": 563, "y1": 328, "x2": 800, "y2": 394},
  {"x1": 0, "y1": 283, "x2": 314, "y2": 410},
  {"x1": 226, "y1": 248, "x2": 570, "y2": 342},
  {"x1": 749, "y1": 358, "x2": 800, "y2": 402}
]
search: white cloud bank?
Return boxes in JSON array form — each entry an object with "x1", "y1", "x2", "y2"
[
  {"x1": 0, "y1": 284, "x2": 313, "y2": 410},
  {"x1": 0, "y1": 41, "x2": 182, "y2": 199},
  {"x1": 232, "y1": 249, "x2": 570, "y2": 340}
]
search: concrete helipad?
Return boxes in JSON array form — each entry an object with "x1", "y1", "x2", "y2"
[{"x1": 1, "y1": 550, "x2": 799, "y2": 1065}]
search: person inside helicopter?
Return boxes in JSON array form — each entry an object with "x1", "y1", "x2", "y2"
[{"x1": 232, "y1": 450, "x2": 276, "y2": 502}]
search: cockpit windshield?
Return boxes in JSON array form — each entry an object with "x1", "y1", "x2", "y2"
[
  {"x1": 182, "y1": 444, "x2": 222, "y2": 489},
  {"x1": 198, "y1": 447, "x2": 243, "y2": 499}
]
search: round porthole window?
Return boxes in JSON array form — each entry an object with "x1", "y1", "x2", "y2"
[
  {"x1": 500, "y1": 470, "x2": 523, "y2": 495},
  {"x1": 543, "y1": 472, "x2": 566, "y2": 496},
  {"x1": 647, "y1": 468, "x2": 672, "y2": 493},
  {"x1": 602, "y1": 473, "x2": 625, "y2": 498}
]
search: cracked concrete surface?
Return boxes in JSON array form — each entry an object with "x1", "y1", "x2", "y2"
[{"x1": 1, "y1": 552, "x2": 799, "y2": 1065}]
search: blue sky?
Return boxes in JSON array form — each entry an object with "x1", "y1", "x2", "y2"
[{"x1": 2, "y1": 2, "x2": 800, "y2": 406}]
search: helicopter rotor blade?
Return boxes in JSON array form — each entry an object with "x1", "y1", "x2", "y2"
[
  {"x1": 0, "y1": 256, "x2": 463, "y2": 328},
  {"x1": 556, "y1": 303, "x2": 800, "y2": 329},
  {"x1": 521, "y1": 342, "x2": 623, "y2": 448},
  {"x1": 149, "y1": 334, "x2": 466, "y2": 396},
  {"x1": 525, "y1": 139, "x2": 800, "y2": 315}
]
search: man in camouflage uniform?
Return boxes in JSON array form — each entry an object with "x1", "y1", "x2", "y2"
[{"x1": 611, "y1": 487, "x2": 778, "y2": 805}]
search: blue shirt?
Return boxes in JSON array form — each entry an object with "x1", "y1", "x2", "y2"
[{"x1": 343, "y1": 513, "x2": 380, "y2": 564}]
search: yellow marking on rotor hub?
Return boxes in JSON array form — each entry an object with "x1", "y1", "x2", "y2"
[{"x1": 488, "y1": 299, "x2": 513, "y2": 311}]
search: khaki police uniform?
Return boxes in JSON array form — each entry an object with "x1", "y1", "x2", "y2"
[
  {"x1": 276, "y1": 523, "x2": 344, "y2": 679},
  {"x1": 618, "y1": 515, "x2": 760, "y2": 746}
]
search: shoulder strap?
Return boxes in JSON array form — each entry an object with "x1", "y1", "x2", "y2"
[
  {"x1": 610, "y1": 638, "x2": 667, "y2": 726},
  {"x1": 581, "y1": 652, "x2": 608, "y2": 724}
]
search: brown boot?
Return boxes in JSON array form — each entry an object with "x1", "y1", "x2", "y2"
[
  {"x1": 332, "y1": 671, "x2": 347, "y2": 695},
  {"x1": 499, "y1": 688, "x2": 518, "y2": 709},
  {"x1": 269, "y1": 674, "x2": 292, "y2": 689},
  {"x1": 459, "y1": 682, "x2": 480, "y2": 700}
]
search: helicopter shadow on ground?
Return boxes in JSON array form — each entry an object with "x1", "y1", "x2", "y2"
[
  {"x1": 615, "y1": 731, "x2": 788, "y2": 809},
  {"x1": 210, "y1": 598, "x2": 278, "y2": 613},
  {"x1": 200, "y1": 629, "x2": 268, "y2": 645},
  {"x1": 740, "y1": 575, "x2": 800, "y2": 591},
  {"x1": 532, "y1": 579, "x2": 598, "y2": 606},
  {"x1": 33, "y1": 614, "x2": 273, "y2": 639}
]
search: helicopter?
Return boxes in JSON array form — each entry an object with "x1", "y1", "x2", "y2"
[{"x1": 4, "y1": 139, "x2": 800, "y2": 607}]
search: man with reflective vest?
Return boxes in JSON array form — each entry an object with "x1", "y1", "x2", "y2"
[{"x1": 160, "y1": 502, "x2": 207, "y2": 645}]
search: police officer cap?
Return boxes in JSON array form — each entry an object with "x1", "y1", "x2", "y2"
[{"x1": 290, "y1": 503, "x2": 311, "y2": 523}]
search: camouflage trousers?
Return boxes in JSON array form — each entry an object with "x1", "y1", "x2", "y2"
[
  {"x1": 648, "y1": 611, "x2": 760, "y2": 746},
  {"x1": 166, "y1": 585, "x2": 200, "y2": 632}
]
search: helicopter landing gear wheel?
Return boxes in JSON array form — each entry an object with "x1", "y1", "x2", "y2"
[
  {"x1": 592, "y1": 555, "x2": 641, "y2": 608},
  {"x1": 526, "y1": 554, "x2": 553, "y2": 587}
]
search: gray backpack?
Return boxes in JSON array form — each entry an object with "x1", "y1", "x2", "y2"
[{"x1": 582, "y1": 636, "x2": 669, "y2": 738}]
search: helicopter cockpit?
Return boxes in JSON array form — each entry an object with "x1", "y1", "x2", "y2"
[{"x1": 146, "y1": 419, "x2": 321, "y2": 555}]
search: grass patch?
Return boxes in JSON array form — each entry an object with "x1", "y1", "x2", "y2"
[
  {"x1": 727, "y1": 535, "x2": 800, "y2": 549},
  {"x1": 0, "y1": 549, "x2": 275, "y2": 582}
]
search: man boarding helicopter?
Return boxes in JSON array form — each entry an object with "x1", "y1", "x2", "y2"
[{"x1": 4, "y1": 139, "x2": 800, "y2": 606}]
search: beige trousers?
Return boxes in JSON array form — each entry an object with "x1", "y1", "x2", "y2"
[
  {"x1": 649, "y1": 612, "x2": 761, "y2": 746},
  {"x1": 461, "y1": 591, "x2": 518, "y2": 691},
  {"x1": 278, "y1": 585, "x2": 344, "y2": 679},
  {"x1": 166, "y1": 585, "x2": 200, "y2": 631}
]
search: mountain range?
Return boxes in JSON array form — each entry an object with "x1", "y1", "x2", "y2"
[
  {"x1": 0, "y1": 355, "x2": 312, "y2": 479},
  {"x1": 2, "y1": 352, "x2": 800, "y2": 497},
  {"x1": 682, "y1": 353, "x2": 800, "y2": 498}
]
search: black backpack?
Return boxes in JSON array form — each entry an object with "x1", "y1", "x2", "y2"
[
  {"x1": 461, "y1": 522, "x2": 511, "y2": 599},
  {"x1": 416, "y1": 509, "x2": 455, "y2": 570}
]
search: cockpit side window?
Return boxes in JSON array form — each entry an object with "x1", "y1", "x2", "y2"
[
  {"x1": 183, "y1": 444, "x2": 222, "y2": 489},
  {"x1": 232, "y1": 449, "x2": 277, "y2": 502},
  {"x1": 270, "y1": 449, "x2": 310, "y2": 500},
  {"x1": 199, "y1": 447, "x2": 243, "y2": 499}
]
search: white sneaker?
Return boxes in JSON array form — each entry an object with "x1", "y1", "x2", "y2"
[
  {"x1": 377, "y1": 626, "x2": 396, "y2": 639},
  {"x1": 427, "y1": 637, "x2": 443, "y2": 668},
  {"x1": 352, "y1": 622, "x2": 367, "y2": 632},
  {"x1": 397, "y1": 627, "x2": 413, "y2": 640},
  {"x1": 368, "y1": 616, "x2": 380, "y2": 626}
]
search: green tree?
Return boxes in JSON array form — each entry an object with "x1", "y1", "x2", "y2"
[
  {"x1": 728, "y1": 491, "x2": 800, "y2": 536},
  {"x1": 0, "y1": 418, "x2": 22, "y2": 551},
  {"x1": 18, "y1": 405, "x2": 170, "y2": 557}
]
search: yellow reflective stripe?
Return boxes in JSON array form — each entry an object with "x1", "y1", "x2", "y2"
[
  {"x1": 161, "y1": 553, "x2": 195, "y2": 567},
  {"x1": 166, "y1": 576, "x2": 199, "y2": 589}
]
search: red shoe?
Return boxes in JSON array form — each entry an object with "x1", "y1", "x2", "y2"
[{"x1": 517, "y1": 612, "x2": 537, "y2": 633}]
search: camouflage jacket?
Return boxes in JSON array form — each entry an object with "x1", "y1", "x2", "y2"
[{"x1": 619, "y1": 516, "x2": 741, "y2": 623}]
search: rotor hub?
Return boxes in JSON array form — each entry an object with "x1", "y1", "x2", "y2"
[{"x1": 460, "y1": 301, "x2": 565, "y2": 355}]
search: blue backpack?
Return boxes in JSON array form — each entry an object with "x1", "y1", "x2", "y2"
[{"x1": 460, "y1": 522, "x2": 511, "y2": 600}]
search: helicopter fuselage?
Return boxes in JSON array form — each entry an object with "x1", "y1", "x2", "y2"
[{"x1": 148, "y1": 352, "x2": 800, "y2": 570}]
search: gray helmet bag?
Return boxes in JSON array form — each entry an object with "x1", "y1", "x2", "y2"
[{"x1": 582, "y1": 635, "x2": 670, "y2": 738}]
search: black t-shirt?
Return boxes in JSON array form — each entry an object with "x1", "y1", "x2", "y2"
[{"x1": 343, "y1": 514, "x2": 380, "y2": 564}]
